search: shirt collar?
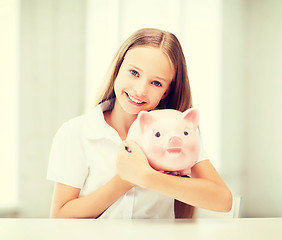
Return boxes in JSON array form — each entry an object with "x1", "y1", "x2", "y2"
[{"x1": 82, "y1": 99, "x2": 121, "y2": 144}]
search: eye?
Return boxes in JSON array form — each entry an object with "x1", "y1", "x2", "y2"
[
  {"x1": 155, "y1": 132, "x2": 161, "y2": 137},
  {"x1": 130, "y1": 70, "x2": 139, "y2": 77},
  {"x1": 152, "y1": 81, "x2": 162, "y2": 87},
  {"x1": 184, "y1": 131, "x2": 189, "y2": 136}
]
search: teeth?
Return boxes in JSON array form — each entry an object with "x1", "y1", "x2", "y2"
[{"x1": 128, "y1": 94, "x2": 143, "y2": 104}]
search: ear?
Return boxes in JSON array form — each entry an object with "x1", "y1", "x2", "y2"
[
  {"x1": 182, "y1": 108, "x2": 199, "y2": 129},
  {"x1": 138, "y1": 111, "x2": 156, "y2": 134}
]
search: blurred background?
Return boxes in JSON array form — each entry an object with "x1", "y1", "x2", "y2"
[{"x1": 1, "y1": 0, "x2": 281, "y2": 218}]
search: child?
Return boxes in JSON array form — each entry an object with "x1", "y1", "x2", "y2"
[{"x1": 47, "y1": 28, "x2": 232, "y2": 219}]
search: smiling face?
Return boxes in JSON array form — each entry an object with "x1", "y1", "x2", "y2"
[{"x1": 114, "y1": 46, "x2": 175, "y2": 115}]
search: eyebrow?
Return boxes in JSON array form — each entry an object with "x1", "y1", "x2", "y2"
[{"x1": 129, "y1": 64, "x2": 170, "y2": 82}]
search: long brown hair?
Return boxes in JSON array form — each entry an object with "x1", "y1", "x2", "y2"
[{"x1": 94, "y1": 28, "x2": 193, "y2": 112}]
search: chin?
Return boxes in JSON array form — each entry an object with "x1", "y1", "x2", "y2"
[{"x1": 120, "y1": 103, "x2": 142, "y2": 115}]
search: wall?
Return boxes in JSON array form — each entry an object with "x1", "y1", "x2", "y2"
[
  {"x1": 221, "y1": 0, "x2": 282, "y2": 217},
  {"x1": 220, "y1": 0, "x2": 247, "y2": 208},
  {"x1": 18, "y1": 0, "x2": 86, "y2": 217},
  {"x1": 242, "y1": 0, "x2": 282, "y2": 217}
]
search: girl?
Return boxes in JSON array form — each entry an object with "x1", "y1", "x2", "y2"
[{"x1": 47, "y1": 28, "x2": 232, "y2": 219}]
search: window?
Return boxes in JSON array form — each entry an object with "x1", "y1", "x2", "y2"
[{"x1": 0, "y1": 0, "x2": 19, "y2": 211}]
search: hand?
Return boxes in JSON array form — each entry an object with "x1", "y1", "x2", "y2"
[
  {"x1": 116, "y1": 140, "x2": 154, "y2": 188},
  {"x1": 114, "y1": 174, "x2": 136, "y2": 190}
]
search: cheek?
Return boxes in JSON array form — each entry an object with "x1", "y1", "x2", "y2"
[
  {"x1": 114, "y1": 77, "x2": 130, "y2": 98},
  {"x1": 188, "y1": 143, "x2": 198, "y2": 153},
  {"x1": 147, "y1": 142, "x2": 165, "y2": 157},
  {"x1": 183, "y1": 138, "x2": 199, "y2": 154},
  {"x1": 113, "y1": 79, "x2": 119, "y2": 93},
  {"x1": 115, "y1": 69, "x2": 131, "y2": 88},
  {"x1": 114, "y1": 75, "x2": 122, "y2": 93},
  {"x1": 149, "y1": 89, "x2": 167, "y2": 105}
]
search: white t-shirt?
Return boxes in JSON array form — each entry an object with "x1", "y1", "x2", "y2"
[{"x1": 47, "y1": 100, "x2": 209, "y2": 219}]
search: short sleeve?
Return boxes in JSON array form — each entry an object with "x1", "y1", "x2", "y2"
[
  {"x1": 197, "y1": 133, "x2": 209, "y2": 163},
  {"x1": 47, "y1": 122, "x2": 88, "y2": 188}
]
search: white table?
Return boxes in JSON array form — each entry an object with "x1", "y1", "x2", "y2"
[{"x1": 0, "y1": 218, "x2": 281, "y2": 240}]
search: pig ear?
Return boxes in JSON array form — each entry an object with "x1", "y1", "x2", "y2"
[
  {"x1": 138, "y1": 111, "x2": 156, "y2": 134},
  {"x1": 182, "y1": 108, "x2": 199, "y2": 129}
]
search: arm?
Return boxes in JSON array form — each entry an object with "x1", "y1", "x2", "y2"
[
  {"x1": 145, "y1": 160, "x2": 232, "y2": 212},
  {"x1": 117, "y1": 141, "x2": 232, "y2": 213},
  {"x1": 50, "y1": 175, "x2": 134, "y2": 218}
]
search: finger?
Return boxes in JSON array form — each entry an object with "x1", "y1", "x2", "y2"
[
  {"x1": 125, "y1": 146, "x2": 132, "y2": 153},
  {"x1": 120, "y1": 141, "x2": 132, "y2": 153},
  {"x1": 125, "y1": 140, "x2": 143, "y2": 152},
  {"x1": 119, "y1": 141, "x2": 129, "y2": 154}
]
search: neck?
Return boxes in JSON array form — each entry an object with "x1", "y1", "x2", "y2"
[{"x1": 104, "y1": 101, "x2": 137, "y2": 141}]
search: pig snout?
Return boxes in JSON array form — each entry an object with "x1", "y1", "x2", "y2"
[{"x1": 168, "y1": 136, "x2": 183, "y2": 148}]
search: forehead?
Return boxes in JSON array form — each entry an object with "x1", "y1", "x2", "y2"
[{"x1": 123, "y1": 47, "x2": 175, "y2": 80}]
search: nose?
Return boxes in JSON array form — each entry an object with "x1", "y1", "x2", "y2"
[
  {"x1": 133, "y1": 79, "x2": 148, "y2": 97},
  {"x1": 168, "y1": 136, "x2": 183, "y2": 148}
]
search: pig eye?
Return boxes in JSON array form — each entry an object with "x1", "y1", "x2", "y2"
[
  {"x1": 155, "y1": 132, "x2": 161, "y2": 137},
  {"x1": 184, "y1": 131, "x2": 189, "y2": 136}
]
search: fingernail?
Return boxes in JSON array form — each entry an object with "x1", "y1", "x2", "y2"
[{"x1": 125, "y1": 146, "x2": 132, "y2": 153}]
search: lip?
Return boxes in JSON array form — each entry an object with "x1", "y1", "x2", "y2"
[
  {"x1": 125, "y1": 92, "x2": 146, "y2": 106},
  {"x1": 166, "y1": 148, "x2": 182, "y2": 154}
]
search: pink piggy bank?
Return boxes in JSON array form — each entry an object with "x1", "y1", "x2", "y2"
[{"x1": 127, "y1": 108, "x2": 200, "y2": 175}]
